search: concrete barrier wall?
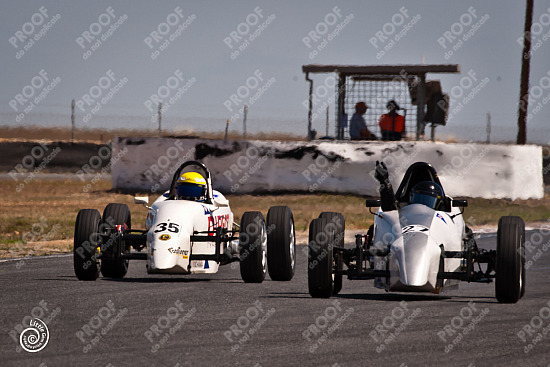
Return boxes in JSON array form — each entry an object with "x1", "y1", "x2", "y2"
[{"x1": 111, "y1": 137, "x2": 543, "y2": 199}]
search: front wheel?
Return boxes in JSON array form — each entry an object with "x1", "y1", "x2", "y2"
[
  {"x1": 319, "y1": 212, "x2": 344, "y2": 295},
  {"x1": 495, "y1": 216, "x2": 525, "y2": 303},
  {"x1": 266, "y1": 206, "x2": 296, "y2": 281},
  {"x1": 100, "y1": 203, "x2": 131, "y2": 278},
  {"x1": 308, "y1": 218, "x2": 336, "y2": 298},
  {"x1": 239, "y1": 211, "x2": 267, "y2": 283},
  {"x1": 74, "y1": 209, "x2": 101, "y2": 281}
]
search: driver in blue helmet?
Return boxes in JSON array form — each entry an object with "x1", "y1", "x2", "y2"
[
  {"x1": 176, "y1": 172, "x2": 207, "y2": 201},
  {"x1": 374, "y1": 161, "x2": 443, "y2": 211},
  {"x1": 409, "y1": 181, "x2": 444, "y2": 210}
]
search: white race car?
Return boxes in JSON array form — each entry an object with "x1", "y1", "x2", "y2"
[
  {"x1": 308, "y1": 161, "x2": 526, "y2": 303},
  {"x1": 73, "y1": 160, "x2": 295, "y2": 283}
]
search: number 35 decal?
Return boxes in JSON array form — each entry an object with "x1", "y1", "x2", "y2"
[{"x1": 154, "y1": 222, "x2": 180, "y2": 233}]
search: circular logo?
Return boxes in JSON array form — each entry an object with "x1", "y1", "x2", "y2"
[
  {"x1": 20, "y1": 319, "x2": 49, "y2": 353},
  {"x1": 159, "y1": 234, "x2": 171, "y2": 241}
]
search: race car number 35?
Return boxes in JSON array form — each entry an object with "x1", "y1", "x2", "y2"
[{"x1": 154, "y1": 222, "x2": 180, "y2": 233}]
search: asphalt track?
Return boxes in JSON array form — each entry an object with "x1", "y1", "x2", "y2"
[{"x1": 2, "y1": 231, "x2": 550, "y2": 367}]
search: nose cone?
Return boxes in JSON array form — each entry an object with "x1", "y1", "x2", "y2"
[
  {"x1": 391, "y1": 232, "x2": 441, "y2": 287},
  {"x1": 148, "y1": 230, "x2": 191, "y2": 273}
]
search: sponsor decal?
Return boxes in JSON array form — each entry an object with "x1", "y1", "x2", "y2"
[
  {"x1": 168, "y1": 247, "x2": 189, "y2": 259},
  {"x1": 208, "y1": 214, "x2": 230, "y2": 231},
  {"x1": 159, "y1": 234, "x2": 171, "y2": 241},
  {"x1": 202, "y1": 205, "x2": 210, "y2": 215},
  {"x1": 402, "y1": 225, "x2": 429, "y2": 235},
  {"x1": 192, "y1": 260, "x2": 204, "y2": 268},
  {"x1": 436, "y1": 213, "x2": 447, "y2": 224}
]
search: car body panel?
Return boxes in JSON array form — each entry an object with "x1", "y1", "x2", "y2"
[
  {"x1": 373, "y1": 203, "x2": 464, "y2": 292},
  {"x1": 146, "y1": 190, "x2": 233, "y2": 275}
]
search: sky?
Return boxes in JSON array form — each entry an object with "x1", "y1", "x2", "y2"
[{"x1": 1, "y1": 0, "x2": 549, "y2": 143}]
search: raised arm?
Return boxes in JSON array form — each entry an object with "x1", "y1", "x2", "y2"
[{"x1": 374, "y1": 161, "x2": 398, "y2": 211}]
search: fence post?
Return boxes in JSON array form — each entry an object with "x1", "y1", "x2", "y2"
[
  {"x1": 71, "y1": 99, "x2": 75, "y2": 142},
  {"x1": 243, "y1": 104, "x2": 248, "y2": 140},
  {"x1": 158, "y1": 102, "x2": 162, "y2": 136}
]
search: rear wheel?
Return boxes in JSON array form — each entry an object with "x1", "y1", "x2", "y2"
[
  {"x1": 267, "y1": 206, "x2": 296, "y2": 281},
  {"x1": 496, "y1": 216, "x2": 525, "y2": 303},
  {"x1": 319, "y1": 212, "x2": 344, "y2": 295},
  {"x1": 74, "y1": 209, "x2": 101, "y2": 280},
  {"x1": 100, "y1": 203, "x2": 131, "y2": 278},
  {"x1": 239, "y1": 211, "x2": 267, "y2": 283},
  {"x1": 308, "y1": 218, "x2": 336, "y2": 298}
]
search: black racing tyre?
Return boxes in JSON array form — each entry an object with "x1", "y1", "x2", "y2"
[
  {"x1": 496, "y1": 216, "x2": 525, "y2": 303},
  {"x1": 308, "y1": 218, "x2": 336, "y2": 298},
  {"x1": 239, "y1": 211, "x2": 267, "y2": 283},
  {"x1": 100, "y1": 203, "x2": 131, "y2": 279},
  {"x1": 319, "y1": 212, "x2": 345, "y2": 247},
  {"x1": 266, "y1": 206, "x2": 296, "y2": 281},
  {"x1": 319, "y1": 212, "x2": 344, "y2": 295},
  {"x1": 73, "y1": 209, "x2": 101, "y2": 281}
]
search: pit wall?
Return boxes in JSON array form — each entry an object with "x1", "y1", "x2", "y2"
[{"x1": 111, "y1": 137, "x2": 543, "y2": 200}]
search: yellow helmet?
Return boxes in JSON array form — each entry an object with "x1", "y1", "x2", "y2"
[{"x1": 176, "y1": 172, "x2": 206, "y2": 200}]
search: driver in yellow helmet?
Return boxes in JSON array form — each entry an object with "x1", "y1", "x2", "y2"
[{"x1": 176, "y1": 172, "x2": 207, "y2": 201}]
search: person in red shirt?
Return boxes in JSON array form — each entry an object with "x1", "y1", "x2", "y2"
[{"x1": 378, "y1": 100, "x2": 405, "y2": 141}]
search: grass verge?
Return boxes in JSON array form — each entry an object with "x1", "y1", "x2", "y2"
[{"x1": 1, "y1": 178, "x2": 549, "y2": 258}]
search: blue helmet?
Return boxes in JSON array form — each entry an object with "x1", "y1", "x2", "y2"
[{"x1": 409, "y1": 181, "x2": 443, "y2": 209}]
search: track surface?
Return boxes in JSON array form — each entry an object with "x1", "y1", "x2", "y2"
[{"x1": 1, "y1": 232, "x2": 550, "y2": 367}]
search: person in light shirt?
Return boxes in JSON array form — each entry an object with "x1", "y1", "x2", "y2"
[{"x1": 349, "y1": 101, "x2": 376, "y2": 140}]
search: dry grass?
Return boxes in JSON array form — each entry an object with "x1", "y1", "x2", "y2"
[
  {"x1": 0, "y1": 126, "x2": 304, "y2": 144},
  {"x1": 2, "y1": 177, "x2": 550, "y2": 258}
]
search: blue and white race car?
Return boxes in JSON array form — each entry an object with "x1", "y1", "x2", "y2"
[{"x1": 73, "y1": 160, "x2": 295, "y2": 283}]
